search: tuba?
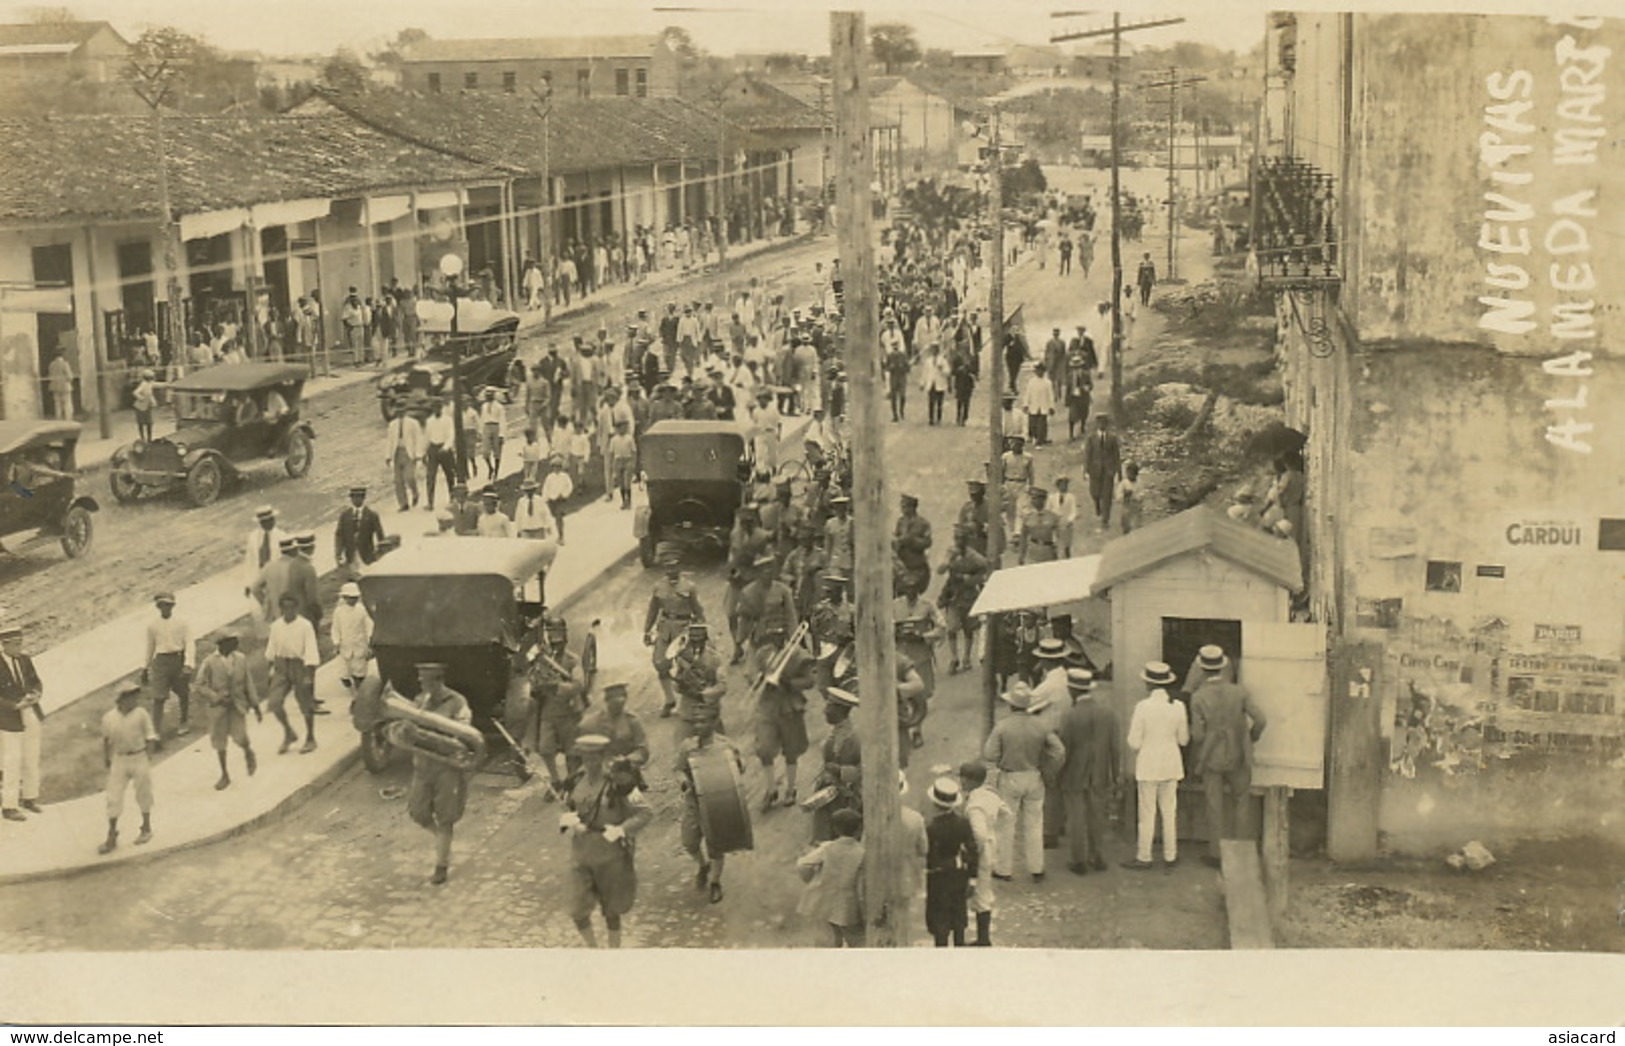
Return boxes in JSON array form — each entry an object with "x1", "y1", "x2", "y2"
[{"x1": 380, "y1": 692, "x2": 487, "y2": 771}]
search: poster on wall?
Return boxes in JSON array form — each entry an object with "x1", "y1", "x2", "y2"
[{"x1": 1495, "y1": 651, "x2": 1622, "y2": 744}]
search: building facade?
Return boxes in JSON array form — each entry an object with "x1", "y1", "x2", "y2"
[
  {"x1": 0, "y1": 21, "x2": 129, "y2": 85},
  {"x1": 399, "y1": 34, "x2": 678, "y2": 99},
  {"x1": 1258, "y1": 13, "x2": 1625, "y2": 857}
]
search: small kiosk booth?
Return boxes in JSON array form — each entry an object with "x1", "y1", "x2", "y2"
[{"x1": 1090, "y1": 507, "x2": 1328, "y2": 844}]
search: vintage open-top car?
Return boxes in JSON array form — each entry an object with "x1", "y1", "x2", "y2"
[
  {"x1": 376, "y1": 310, "x2": 520, "y2": 421},
  {"x1": 634, "y1": 419, "x2": 749, "y2": 567},
  {"x1": 351, "y1": 537, "x2": 553, "y2": 775},
  {"x1": 108, "y1": 362, "x2": 315, "y2": 507},
  {"x1": 0, "y1": 419, "x2": 97, "y2": 558}
]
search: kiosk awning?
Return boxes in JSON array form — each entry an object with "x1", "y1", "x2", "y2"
[{"x1": 970, "y1": 555, "x2": 1102, "y2": 617}]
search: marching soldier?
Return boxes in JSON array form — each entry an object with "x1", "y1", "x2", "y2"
[
  {"x1": 407, "y1": 662, "x2": 473, "y2": 886},
  {"x1": 724, "y1": 504, "x2": 772, "y2": 664},
  {"x1": 643, "y1": 547, "x2": 705, "y2": 716},
  {"x1": 956, "y1": 479, "x2": 990, "y2": 556},
  {"x1": 782, "y1": 521, "x2": 829, "y2": 621},
  {"x1": 670, "y1": 622, "x2": 726, "y2": 741},
  {"x1": 823, "y1": 495, "x2": 854, "y2": 598},
  {"x1": 528, "y1": 615, "x2": 587, "y2": 801},
  {"x1": 809, "y1": 570, "x2": 855, "y2": 663},
  {"x1": 809, "y1": 687, "x2": 862, "y2": 843},
  {"x1": 892, "y1": 493, "x2": 934, "y2": 598},
  {"x1": 579, "y1": 680, "x2": 649, "y2": 771},
  {"x1": 560, "y1": 734, "x2": 652, "y2": 948},
  {"x1": 938, "y1": 523, "x2": 992, "y2": 675},
  {"x1": 750, "y1": 605, "x2": 817, "y2": 812},
  {"x1": 676, "y1": 701, "x2": 744, "y2": 903},
  {"x1": 1017, "y1": 487, "x2": 1063, "y2": 564},
  {"x1": 893, "y1": 572, "x2": 944, "y2": 702}
]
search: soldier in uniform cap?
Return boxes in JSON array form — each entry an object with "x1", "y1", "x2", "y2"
[
  {"x1": 528, "y1": 615, "x2": 587, "y2": 801},
  {"x1": 670, "y1": 622, "x2": 726, "y2": 741},
  {"x1": 724, "y1": 504, "x2": 772, "y2": 663},
  {"x1": 750, "y1": 573, "x2": 818, "y2": 811},
  {"x1": 560, "y1": 733, "x2": 652, "y2": 948},
  {"x1": 644, "y1": 548, "x2": 705, "y2": 716},
  {"x1": 937, "y1": 523, "x2": 991, "y2": 675},
  {"x1": 956, "y1": 478, "x2": 990, "y2": 556},
  {"x1": 675, "y1": 699, "x2": 744, "y2": 903},
  {"x1": 999, "y1": 435, "x2": 1034, "y2": 536},
  {"x1": 892, "y1": 493, "x2": 933, "y2": 597},
  {"x1": 1017, "y1": 487, "x2": 1062, "y2": 564},
  {"x1": 579, "y1": 680, "x2": 649, "y2": 771},
  {"x1": 407, "y1": 662, "x2": 473, "y2": 885}
]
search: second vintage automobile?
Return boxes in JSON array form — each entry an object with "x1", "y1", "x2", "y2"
[
  {"x1": 376, "y1": 308, "x2": 521, "y2": 422},
  {"x1": 108, "y1": 362, "x2": 315, "y2": 507},
  {"x1": 633, "y1": 419, "x2": 749, "y2": 567},
  {"x1": 0, "y1": 419, "x2": 98, "y2": 559}
]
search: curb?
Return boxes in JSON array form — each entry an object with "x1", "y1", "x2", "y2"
[{"x1": 0, "y1": 746, "x2": 362, "y2": 888}]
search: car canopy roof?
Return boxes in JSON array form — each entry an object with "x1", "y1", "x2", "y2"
[
  {"x1": 362, "y1": 537, "x2": 553, "y2": 583},
  {"x1": 0, "y1": 419, "x2": 81, "y2": 454},
  {"x1": 169, "y1": 362, "x2": 308, "y2": 392},
  {"x1": 359, "y1": 538, "x2": 550, "y2": 648}
]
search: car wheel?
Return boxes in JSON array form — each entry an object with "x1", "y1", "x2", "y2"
[
  {"x1": 360, "y1": 724, "x2": 393, "y2": 774},
  {"x1": 109, "y1": 470, "x2": 141, "y2": 503},
  {"x1": 185, "y1": 457, "x2": 223, "y2": 507},
  {"x1": 60, "y1": 505, "x2": 93, "y2": 558},
  {"x1": 284, "y1": 430, "x2": 313, "y2": 478}
]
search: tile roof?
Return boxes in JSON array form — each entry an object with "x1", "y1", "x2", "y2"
[
  {"x1": 0, "y1": 21, "x2": 119, "y2": 49},
  {"x1": 1091, "y1": 506, "x2": 1303, "y2": 594},
  {"x1": 722, "y1": 76, "x2": 825, "y2": 131},
  {"x1": 319, "y1": 89, "x2": 726, "y2": 176},
  {"x1": 403, "y1": 34, "x2": 658, "y2": 64},
  {"x1": 0, "y1": 113, "x2": 505, "y2": 225}
]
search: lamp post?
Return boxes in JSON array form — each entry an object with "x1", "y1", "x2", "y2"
[{"x1": 440, "y1": 251, "x2": 469, "y2": 481}]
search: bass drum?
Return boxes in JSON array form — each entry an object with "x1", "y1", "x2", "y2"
[{"x1": 689, "y1": 745, "x2": 754, "y2": 854}]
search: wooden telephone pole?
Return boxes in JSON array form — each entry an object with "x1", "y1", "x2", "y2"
[
  {"x1": 830, "y1": 9, "x2": 904, "y2": 947},
  {"x1": 1140, "y1": 68, "x2": 1207, "y2": 283},
  {"x1": 1051, "y1": 13, "x2": 1184, "y2": 425},
  {"x1": 982, "y1": 104, "x2": 1005, "y2": 737}
]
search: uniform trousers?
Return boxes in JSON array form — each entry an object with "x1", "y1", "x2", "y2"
[
  {"x1": 0, "y1": 721, "x2": 41, "y2": 808},
  {"x1": 994, "y1": 769, "x2": 1046, "y2": 876}
]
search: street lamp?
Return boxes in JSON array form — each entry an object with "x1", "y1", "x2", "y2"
[{"x1": 440, "y1": 251, "x2": 469, "y2": 482}]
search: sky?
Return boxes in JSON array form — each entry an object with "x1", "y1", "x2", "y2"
[{"x1": 0, "y1": 0, "x2": 1274, "y2": 59}]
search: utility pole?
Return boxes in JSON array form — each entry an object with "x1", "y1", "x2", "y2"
[
  {"x1": 830, "y1": 8, "x2": 903, "y2": 948},
  {"x1": 1140, "y1": 68, "x2": 1206, "y2": 283},
  {"x1": 528, "y1": 83, "x2": 553, "y2": 325},
  {"x1": 982, "y1": 103, "x2": 1005, "y2": 737},
  {"x1": 1051, "y1": 13, "x2": 1184, "y2": 425},
  {"x1": 128, "y1": 45, "x2": 190, "y2": 380}
]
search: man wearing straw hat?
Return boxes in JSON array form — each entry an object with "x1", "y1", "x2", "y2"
[
  {"x1": 1057, "y1": 667, "x2": 1120, "y2": 875},
  {"x1": 982, "y1": 681, "x2": 1065, "y2": 883},
  {"x1": 1124, "y1": 661, "x2": 1190, "y2": 870},
  {"x1": 924, "y1": 776, "x2": 978, "y2": 947},
  {"x1": 1190, "y1": 644, "x2": 1268, "y2": 868}
]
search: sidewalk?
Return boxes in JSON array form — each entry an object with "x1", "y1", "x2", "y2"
[
  {"x1": 0, "y1": 410, "x2": 811, "y2": 885},
  {"x1": 66, "y1": 230, "x2": 821, "y2": 476}
]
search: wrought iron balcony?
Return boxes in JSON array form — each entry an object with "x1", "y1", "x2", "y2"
[{"x1": 1252, "y1": 156, "x2": 1341, "y2": 288}]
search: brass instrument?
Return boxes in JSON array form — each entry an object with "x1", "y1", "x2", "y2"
[
  {"x1": 380, "y1": 692, "x2": 487, "y2": 771},
  {"x1": 747, "y1": 621, "x2": 810, "y2": 700},
  {"x1": 664, "y1": 631, "x2": 690, "y2": 664},
  {"x1": 526, "y1": 642, "x2": 573, "y2": 681}
]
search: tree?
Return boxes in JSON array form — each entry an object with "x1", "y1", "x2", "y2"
[
  {"x1": 370, "y1": 27, "x2": 428, "y2": 68},
  {"x1": 869, "y1": 22, "x2": 921, "y2": 74},
  {"x1": 660, "y1": 25, "x2": 700, "y2": 64},
  {"x1": 320, "y1": 48, "x2": 369, "y2": 94},
  {"x1": 125, "y1": 26, "x2": 207, "y2": 109}
]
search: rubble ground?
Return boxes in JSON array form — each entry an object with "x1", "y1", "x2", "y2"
[{"x1": 1281, "y1": 835, "x2": 1625, "y2": 952}]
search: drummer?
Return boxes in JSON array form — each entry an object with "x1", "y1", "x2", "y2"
[
  {"x1": 560, "y1": 734, "x2": 652, "y2": 949},
  {"x1": 675, "y1": 701, "x2": 746, "y2": 904},
  {"x1": 671, "y1": 622, "x2": 727, "y2": 741},
  {"x1": 407, "y1": 662, "x2": 472, "y2": 887}
]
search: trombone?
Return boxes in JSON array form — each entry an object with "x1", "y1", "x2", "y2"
[{"x1": 746, "y1": 621, "x2": 810, "y2": 701}]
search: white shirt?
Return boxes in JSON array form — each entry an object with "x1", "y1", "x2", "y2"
[
  {"x1": 146, "y1": 614, "x2": 192, "y2": 668},
  {"x1": 513, "y1": 494, "x2": 556, "y2": 537},
  {"x1": 1019, "y1": 378, "x2": 1056, "y2": 415},
  {"x1": 541, "y1": 469, "x2": 574, "y2": 502},
  {"x1": 244, "y1": 525, "x2": 290, "y2": 588},
  {"x1": 385, "y1": 414, "x2": 425, "y2": 460},
  {"x1": 1126, "y1": 690, "x2": 1190, "y2": 782},
  {"x1": 479, "y1": 400, "x2": 505, "y2": 427},
  {"x1": 423, "y1": 413, "x2": 455, "y2": 446},
  {"x1": 1054, "y1": 491, "x2": 1078, "y2": 527},
  {"x1": 329, "y1": 601, "x2": 374, "y2": 656},
  {"x1": 1032, "y1": 665, "x2": 1071, "y2": 710},
  {"x1": 266, "y1": 615, "x2": 320, "y2": 667},
  {"x1": 919, "y1": 352, "x2": 952, "y2": 393},
  {"x1": 477, "y1": 510, "x2": 515, "y2": 538}
]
